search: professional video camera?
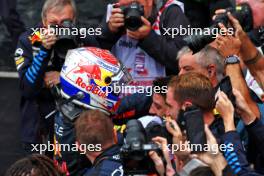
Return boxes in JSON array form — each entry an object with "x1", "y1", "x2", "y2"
[
  {"x1": 51, "y1": 20, "x2": 78, "y2": 59},
  {"x1": 184, "y1": 3, "x2": 253, "y2": 53},
  {"x1": 120, "y1": 2, "x2": 144, "y2": 31},
  {"x1": 120, "y1": 119, "x2": 163, "y2": 175}
]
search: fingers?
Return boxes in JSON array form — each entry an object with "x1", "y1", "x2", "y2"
[
  {"x1": 152, "y1": 136, "x2": 168, "y2": 147},
  {"x1": 42, "y1": 32, "x2": 57, "y2": 49},
  {"x1": 149, "y1": 151, "x2": 165, "y2": 176},
  {"x1": 108, "y1": 8, "x2": 125, "y2": 32},
  {"x1": 44, "y1": 71, "x2": 60, "y2": 87},
  {"x1": 212, "y1": 9, "x2": 226, "y2": 20},
  {"x1": 141, "y1": 16, "x2": 151, "y2": 26},
  {"x1": 204, "y1": 125, "x2": 216, "y2": 143},
  {"x1": 111, "y1": 8, "x2": 123, "y2": 15},
  {"x1": 149, "y1": 151, "x2": 163, "y2": 165},
  {"x1": 227, "y1": 12, "x2": 242, "y2": 30},
  {"x1": 126, "y1": 30, "x2": 137, "y2": 38},
  {"x1": 165, "y1": 119, "x2": 181, "y2": 137}
]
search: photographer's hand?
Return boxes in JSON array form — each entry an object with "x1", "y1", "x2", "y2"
[
  {"x1": 44, "y1": 71, "x2": 60, "y2": 88},
  {"x1": 215, "y1": 23, "x2": 241, "y2": 58},
  {"x1": 233, "y1": 88, "x2": 257, "y2": 125},
  {"x1": 166, "y1": 119, "x2": 182, "y2": 145},
  {"x1": 149, "y1": 137, "x2": 175, "y2": 176},
  {"x1": 108, "y1": 7, "x2": 125, "y2": 33},
  {"x1": 166, "y1": 119, "x2": 191, "y2": 157},
  {"x1": 191, "y1": 125, "x2": 227, "y2": 176},
  {"x1": 127, "y1": 16, "x2": 151, "y2": 40},
  {"x1": 215, "y1": 91, "x2": 235, "y2": 132},
  {"x1": 41, "y1": 28, "x2": 57, "y2": 50}
]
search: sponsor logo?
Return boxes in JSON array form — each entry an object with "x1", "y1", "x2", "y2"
[
  {"x1": 74, "y1": 64, "x2": 102, "y2": 80},
  {"x1": 75, "y1": 77, "x2": 107, "y2": 98}
]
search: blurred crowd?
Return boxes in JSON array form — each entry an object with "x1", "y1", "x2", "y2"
[{"x1": 2, "y1": 0, "x2": 264, "y2": 175}]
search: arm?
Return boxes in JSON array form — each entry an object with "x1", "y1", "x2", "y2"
[
  {"x1": 221, "y1": 131, "x2": 261, "y2": 176},
  {"x1": 96, "y1": 7, "x2": 124, "y2": 50},
  {"x1": 233, "y1": 89, "x2": 264, "y2": 158},
  {"x1": 226, "y1": 13, "x2": 264, "y2": 90},
  {"x1": 215, "y1": 23, "x2": 260, "y2": 118},
  {"x1": 138, "y1": 5, "x2": 190, "y2": 74},
  {"x1": 15, "y1": 33, "x2": 51, "y2": 98},
  {"x1": 215, "y1": 92, "x2": 260, "y2": 175}
]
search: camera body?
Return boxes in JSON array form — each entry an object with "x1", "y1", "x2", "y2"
[
  {"x1": 120, "y1": 2, "x2": 144, "y2": 31},
  {"x1": 50, "y1": 20, "x2": 78, "y2": 59},
  {"x1": 184, "y1": 3, "x2": 253, "y2": 53},
  {"x1": 120, "y1": 119, "x2": 162, "y2": 175}
]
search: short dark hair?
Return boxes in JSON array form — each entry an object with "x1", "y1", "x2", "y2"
[
  {"x1": 168, "y1": 72, "x2": 215, "y2": 111},
  {"x1": 5, "y1": 154, "x2": 62, "y2": 176},
  {"x1": 75, "y1": 110, "x2": 114, "y2": 150},
  {"x1": 152, "y1": 76, "x2": 172, "y2": 98}
]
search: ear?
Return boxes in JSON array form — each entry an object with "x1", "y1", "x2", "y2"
[
  {"x1": 181, "y1": 100, "x2": 193, "y2": 111},
  {"x1": 42, "y1": 18, "x2": 47, "y2": 27},
  {"x1": 207, "y1": 64, "x2": 216, "y2": 78}
]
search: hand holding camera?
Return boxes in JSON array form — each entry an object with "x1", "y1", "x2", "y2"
[
  {"x1": 215, "y1": 21, "x2": 242, "y2": 58},
  {"x1": 149, "y1": 137, "x2": 175, "y2": 176},
  {"x1": 44, "y1": 71, "x2": 60, "y2": 88},
  {"x1": 215, "y1": 91, "x2": 235, "y2": 132},
  {"x1": 108, "y1": 2, "x2": 151, "y2": 39},
  {"x1": 41, "y1": 28, "x2": 57, "y2": 50},
  {"x1": 191, "y1": 125, "x2": 227, "y2": 176},
  {"x1": 108, "y1": 6, "x2": 125, "y2": 33},
  {"x1": 127, "y1": 16, "x2": 151, "y2": 40}
]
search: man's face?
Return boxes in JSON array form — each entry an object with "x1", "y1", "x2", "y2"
[
  {"x1": 43, "y1": 4, "x2": 74, "y2": 27},
  {"x1": 236, "y1": 0, "x2": 264, "y2": 28},
  {"x1": 165, "y1": 87, "x2": 181, "y2": 119},
  {"x1": 149, "y1": 93, "x2": 168, "y2": 117},
  {"x1": 178, "y1": 53, "x2": 208, "y2": 77}
]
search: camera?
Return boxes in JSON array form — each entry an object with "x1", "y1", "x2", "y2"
[
  {"x1": 120, "y1": 119, "x2": 162, "y2": 175},
  {"x1": 184, "y1": 3, "x2": 253, "y2": 53},
  {"x1": 51, "y1": 20, "x2": 78, "y2": 59},
  {"x1": 176, "y1": 105, "x2": 207, "y2": 153},
  {"x1": 120, "y1": 2, "x2": 144, "y2": 31}
]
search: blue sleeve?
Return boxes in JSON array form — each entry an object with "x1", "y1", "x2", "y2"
[
  {"x1": 15, "y1": 32, "x2": 51, "y2": 98},
  {"x1": 245, "y1": 119, "x2": 264, "y2": 159},
  {"x1": 221, "y1": 131, "x2": 261, "y2": 176}
]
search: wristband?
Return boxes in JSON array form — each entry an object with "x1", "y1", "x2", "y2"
[{"x1": 244, "y1": 50, "x2": 262, "y2": 65}]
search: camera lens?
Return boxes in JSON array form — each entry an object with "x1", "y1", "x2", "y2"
[{"x1": 126, "y1": 17, "x2": 143, "y2": 31}]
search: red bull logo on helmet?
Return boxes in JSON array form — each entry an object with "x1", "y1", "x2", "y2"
[
  {"x1": 74, "y1": 64, "x2": 102, "y2": 80},
  {"x1": 75, "y1": 77, "x2": 107, "y2": 98}
]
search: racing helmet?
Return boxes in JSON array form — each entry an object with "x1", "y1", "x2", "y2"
[{"x1": 60, "y1": 47, "x2": 132, "y2": 114}]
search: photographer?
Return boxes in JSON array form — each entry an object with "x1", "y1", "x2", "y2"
[
  {"x1": 165, "y1": 72, "x2": 223, "y2": 136},
  {"x1": 97, "y1": 0, "x2": 190, "y2": 85},
  {"x1": 214, "y1": 90, "x2": 263, "y2": 176},
  {"x1": 213, "y1": 0, "x2": 264, "y2": 91},
  {"x1": 14, "y1": 0, "x2": 99, "y2": 159},
  {"x1": 177, "y1": 44, "x2": 261, "y2": 119},
  {"x1": 75, "y1": 110, "x2": 123, "y2": 176}
]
